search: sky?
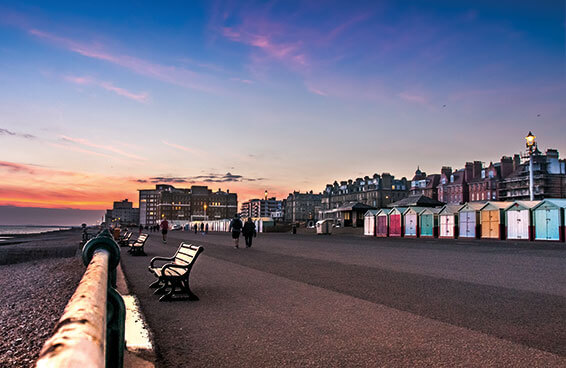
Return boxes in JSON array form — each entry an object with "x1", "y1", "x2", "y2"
[{"x1": 0, "y1": 0, "x2": 564, "y2": 222}]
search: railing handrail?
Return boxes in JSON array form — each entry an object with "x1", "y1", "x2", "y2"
[{"x1": 36, "y1": 229, "x2": 125, "y2": 368}]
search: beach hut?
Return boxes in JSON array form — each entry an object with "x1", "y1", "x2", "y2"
[
  {"x1": 458, "y1": 203, "x2": 484, "y2": 238},
  {"x1": 388, "y1": 207, "x2": 406, "y2": 237},
  {"x1": 532, "y1": 199, "x2": 566, "y2": 242},
  {"x1": 364, "y1": 210, "x2": 379, "y2": 236},
  {"x1": 438, "y1": 205, "x2": 462, "y2": 238},
  {"x1": 505, "y1": 201, "x2": 539, "y2": 240},
  {"x1": 419, "y1": 208, "x2": 441, "y2": 238},
  {"x1": 480, "y1": 202, "x2": 508, "y2": 240},
  {"x1": 403, "y1": 207, "x2": 426, "y2": 237},
  {"x1": 375, "y1": 209, "x2": 392, "y2": 237}
]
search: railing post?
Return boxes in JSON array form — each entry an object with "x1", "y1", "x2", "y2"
[{"x1": 82, "y1": 229, "x2": 125, "y2": 368}]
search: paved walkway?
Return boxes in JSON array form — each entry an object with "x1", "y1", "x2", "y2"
[{"x1": 119, "y1": 232, "x2": 566, "y2": 367}]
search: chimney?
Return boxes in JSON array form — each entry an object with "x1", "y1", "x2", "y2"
[
  {"x1": 473, "y1": 161, "x2": 482, "y2": 179},
  {"x1": 464, "y1": 162, "x2": 474, "y2": 181},
  {"x1": 381, "y1": 173, "x2": 392, "y2": 188},
  {"x1": 513, "y1": 154, "x2": 521, "y2": 171},
  {"x1": 546, "y1": 149, "x2": 559, "y2": 158},
  {"x1": 500, "y1": 156, "x2": 513, "y2": 178},
  {"x1": 441, "y1": 166, "x2": 452, "y2": 178}
]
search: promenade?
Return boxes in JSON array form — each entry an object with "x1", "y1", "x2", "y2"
[{"x1": 120, "y1": 232, "x2": 566, "y2": 367}]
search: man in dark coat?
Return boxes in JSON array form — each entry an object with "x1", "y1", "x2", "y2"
[
  {"x1": 229, "y1": 214, "x2": 243, "y2": 248},
  {"x1": 242, "y1": 218, "x2": 257, "y2": 248}
]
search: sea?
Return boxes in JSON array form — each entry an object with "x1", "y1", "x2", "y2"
[{"x1": 0, "y1": 225, "x2": 72, "y2": 237}]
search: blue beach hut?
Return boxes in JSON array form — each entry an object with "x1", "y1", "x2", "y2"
[{"x1": 532, "y1": 199, "x2": 566, "y2": 242}]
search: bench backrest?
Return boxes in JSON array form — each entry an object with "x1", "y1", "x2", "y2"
[
  {"x1": 137, "y1": 234, "x2": 147, "y2": 242},
  {"x1": 174, "y1": 243, "x2": 202, "y2": 267}
]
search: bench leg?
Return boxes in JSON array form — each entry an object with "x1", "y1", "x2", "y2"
[
  {"x1": 149, "y1": 279, "x2": 161, "y2": 288},
  {"x1": 154, "y1": 279, "x2": 170, "y2": 295},
  {"x1": 182, "y1": 279, "x2": 199, "y2": 301},
  {"x1": 159, "y1": 282, "x2": 176, "y2": 302}
]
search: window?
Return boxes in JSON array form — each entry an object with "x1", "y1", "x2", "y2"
[{"x1": 450, "y1": 175, "x2": 454, "y2": 183}]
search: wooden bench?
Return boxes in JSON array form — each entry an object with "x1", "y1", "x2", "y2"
[
  {"x1": 118, "y1": 232, "x2": 132, "y2": 247},
  {"x1": 148, "y1": 242, "x2": 204, "y2": 301},
  {"x1": 128, "y1": 233, "x2": 148, "y2": 256}
]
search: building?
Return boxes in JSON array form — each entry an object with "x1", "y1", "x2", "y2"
[
  {"x1": 240, "y1": 198, "x2": 283, "y2": 219},
  {"x1": 138, "y1": 184, "x2": 237, "y2": 226},
  {"x1": 437, "y1": 166, "x2": 469, "y2": 205},
  {"x1": 409, "y1": 167, "x2": 441, "y2": 200},
  {"x1": 284, "y1": 191, "x2": 322, "y2": 223},
  {"x1": 208, "y1": 188, "x2": 238, "y2": 220},
  {"x1": 499, "y1": 149, "x2": 566, "y2": 200},
  {"x1": 320, "y1": 173, "x2": 408, "y2": 217},
  {"x1": 104, "y1": 199, "x2": 139, "y2": 226}
]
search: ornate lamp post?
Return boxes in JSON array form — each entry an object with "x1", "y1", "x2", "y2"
[{"x1": 525, "y1": 131, "x2": 537, "y2": 201}]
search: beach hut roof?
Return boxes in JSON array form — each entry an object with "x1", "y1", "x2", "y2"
[
  {"x1": 505, "y1": 200, "x2": 541, "y2": 211},
  {"x1": 387, "y1": 195, "x2": 444, "y2": 208},
  {"x1": 419, "y1": 207, "x2": 442, "y2": 215},
  {"x1": 364, "y1": 209, "x2": 380, "y2": 217},
  {"x1": 403, "y1": 206, "x2": 428, "y2": 215},
  {"x1": 390, "y1": 207, "x2": 408, "y2": 215},
  {"x1": 532, "y1": 198, "x2": 566, "y2": 211},
  {"x1": 438, "y1": 204, "x2": 463, "y2": 215},
  {"x1": 459, "y1": 202, "x2": 485, "y2": 212},
  {"x1": 376, "y1": 208, "x2": 393, "y2": 216},
  {"x1": 480, "y1": 201, "x2": 510, "y2": 211}
]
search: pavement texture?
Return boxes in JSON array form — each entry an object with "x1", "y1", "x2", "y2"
[{"x1": 119, "y1": 231, "x2": 566, "y2": 368}]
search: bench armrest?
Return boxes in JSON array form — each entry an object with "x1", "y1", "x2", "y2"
[
  {"x1": 150, "y1": 256, "x2": 175, "y2": 268},
  {"x1": 162, "y1": 263, "x2": 189, "y2": 274}
]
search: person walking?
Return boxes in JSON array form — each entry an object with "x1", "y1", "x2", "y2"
[
  {"x1": 242, "y1": 218, "x2": 257, "y2": 248},
  {"x1": 194, "y1": 223, "x2": 198, "y2": 234},
  {"x1": 139, "y1": 224, "x2": 143, "y2": 235},
  {"x1": 205, "y1": 223, "x2": 209, "y2": 234},
  {"x1": 160, "y1": 218, "x2": 169, "y2": 243},
  {"x1": 229, "y1": 214, "x2": 243, "y2": 248},
  {"x1": 200, "y1": 223, "x2": 205, "y2": 234}
]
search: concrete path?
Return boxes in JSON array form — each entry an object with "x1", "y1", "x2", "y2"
[{"x1": 119, "y1": 232, "x2": 566, "y2": 367}]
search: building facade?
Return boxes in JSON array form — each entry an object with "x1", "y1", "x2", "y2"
[
  {"x1": 240, "y1": 198, "x2": 283, "y2": 219},
  {"x1": 104, "y1": 199, "x2": 139, "y2": 226},
  {"x1": 320, "y1": 173, "x2": 409, "y2": 215},
  {"x1": 409, "y1": 167, "x2": 440, "y2": 200},
  {"x1": 284, "y1": 191, "x2": 322, "y2": 223},
  {"x1": 499, "y1": 149, "x2": 566, "y2": 200},
  {"x1": 138, "y1": 184, "x2": 237, "y2": 225}
]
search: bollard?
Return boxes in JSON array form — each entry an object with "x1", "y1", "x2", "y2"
[{"x1": 36, "y1": 229, "x2": 125, "y2": 368}]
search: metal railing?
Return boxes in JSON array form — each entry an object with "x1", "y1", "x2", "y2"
[{"x1": 36, "y1": 229, "x2": 125, "y2": 368}]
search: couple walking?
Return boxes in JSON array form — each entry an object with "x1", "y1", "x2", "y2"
[{"x1": 229, "y1": 215, "x2": 256, "y2": 248}]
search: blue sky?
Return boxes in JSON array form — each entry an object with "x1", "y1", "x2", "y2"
[{"x1": 0, "y1": 0, "x2": 564, "y2": 211}]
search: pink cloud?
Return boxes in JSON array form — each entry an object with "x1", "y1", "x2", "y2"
[
  {"x1": 64, "y1": 75, "x2": 149, "y2": 102},
  {"x1": 28, "y1": 29, "x2": 223, "y2": 94},
  {"x1": 220, "y1": 23, "x2": 308, "y2": 70},
  {"x1": 305, "y1": 83, "x2": 327, "y2": 96},
  {"x1": 397, "y1": 92, "x2": 428, "y2": 105},
  {"x1": 48, "y1": 142, "x2": 115, "y2": 159},
  {"x1": 60, "y1": 135, "x2": 146, "y2": 161},
  {"x1": 161, "y1": 140, "x2": 204, "y2": 157},
  {"x1": 230, "y1": 77, "x2": 254, "y2": 84}
]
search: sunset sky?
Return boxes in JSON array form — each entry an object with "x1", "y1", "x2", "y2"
[{"x1": 0, "y1": 0, "x2": 564, "y2": 219}]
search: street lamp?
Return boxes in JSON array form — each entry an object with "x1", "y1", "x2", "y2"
[
  {"x1": 525, "y1": 131, "x2": 537, "y2": 201},
  {"x1": 203, "y1": 203, "x2": 208, "y2": 220}
]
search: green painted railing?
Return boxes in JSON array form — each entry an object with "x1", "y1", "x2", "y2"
[{"x1": 36, "y1": 229, "x2": 126, "y2": 368}]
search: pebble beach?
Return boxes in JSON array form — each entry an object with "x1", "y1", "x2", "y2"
[{"x1": 0, "y1": 229, "x2": 85, "y2": 367}]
